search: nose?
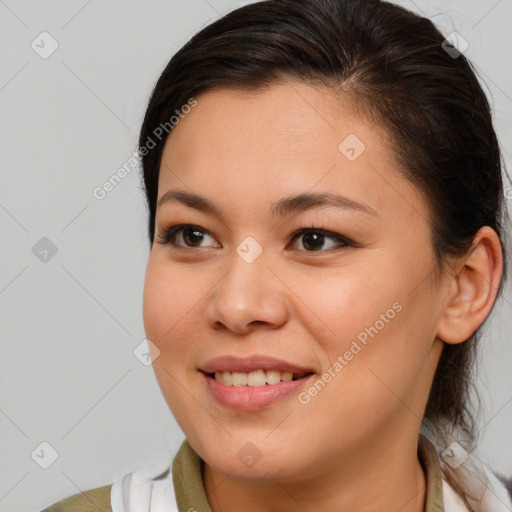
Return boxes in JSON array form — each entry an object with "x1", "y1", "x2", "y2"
[{"x1": 205, "y1": 246, "x2": 289, "y2": 335}]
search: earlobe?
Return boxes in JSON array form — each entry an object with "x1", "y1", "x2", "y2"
[{"x1": 436, "y1": 226, "x2": 503, "y2": 345}]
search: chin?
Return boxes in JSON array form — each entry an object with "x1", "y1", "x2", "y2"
[{"x1": 197, "y1": 437, "x2": 309, "y2": 482}]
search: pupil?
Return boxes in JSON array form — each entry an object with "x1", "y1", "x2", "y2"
[
  {"x1": 303, "y1": 232, "x2": 323, "y2": 251},
  {"x1": 184, "y1": 229, "x2": 203, "y2": 246}
]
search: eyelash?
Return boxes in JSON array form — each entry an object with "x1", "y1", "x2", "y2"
[{"x1": 156, "y1": 224, "x2": 354, "y2": 253}]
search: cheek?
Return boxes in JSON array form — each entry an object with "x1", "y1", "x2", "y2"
[
  {"x1": 142, "y1": 256, "x2": 202, "y2": 361},
  {"x1": 300, "y1": 268, "x2": 403, "y2": 354},
  {"x1": 305, "y1": 262, "x2": 435, "y2": 396},
  {"x1": 142, "y1": 257, "x2": 203, "y2": 422},
  {"x1": 142, "y1": 264, "x2": 170, "y2": 350}
]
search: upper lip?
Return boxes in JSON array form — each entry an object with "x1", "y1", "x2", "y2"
[{"x1": 200, "y1": 355, "x2": 315, "y2": 374}]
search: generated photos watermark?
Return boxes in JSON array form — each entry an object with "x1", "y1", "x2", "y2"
[
  {"x1": 92, "y1": 97, "x2": 198, "y2": 200},
  {"x1": 298, "y1": 301, "x2": 403, "y2": 405}
]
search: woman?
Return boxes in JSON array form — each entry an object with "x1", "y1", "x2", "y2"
[{"x1": 40, "y1": 0, "x2": 511, "y2": 510}]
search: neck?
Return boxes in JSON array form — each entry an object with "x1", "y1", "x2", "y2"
[{"x1": 203, "y1": 431, "x2": 427, "y2": 512}]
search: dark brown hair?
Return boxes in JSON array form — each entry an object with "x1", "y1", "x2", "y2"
[{"x1": 138, "y1": 0, "x2": 509, "y2": 506}]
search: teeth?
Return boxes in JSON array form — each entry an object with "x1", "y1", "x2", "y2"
[
  {"x1": 281, "y1": 372, "x2": 293, "y2": 382},
  {"x1": 215, "y1": 371, "x2": 232, "y2": 385},
  {"x1": 248, "y1": 369, "x2": 266, "y2": 387},
  {"x1": 212, "y1": 369, "x2": 308, "y2": 387},
  {"x1": 266, "y1": 369, "x2": 281, "y2": 385},
  {"x1": 232, "y1": 372, "x2": 247, "y2": 386}
]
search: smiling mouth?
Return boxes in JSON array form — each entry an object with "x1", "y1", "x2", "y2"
[{"x1": 205, "y1": 369, "x2": 314, "y2": 387}]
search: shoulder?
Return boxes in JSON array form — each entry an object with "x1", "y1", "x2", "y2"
[{"x1": 39, "y1": 484, "x2": 112, "y2": 512}]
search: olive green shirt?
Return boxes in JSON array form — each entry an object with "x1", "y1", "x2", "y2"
[{"x1": 38, "y1": 435, "x2": 453, "y2": 511}]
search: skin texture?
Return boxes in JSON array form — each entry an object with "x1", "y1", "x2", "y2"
[{"x1": 142, "y1": 81, "x2": 503, "y2": 512}]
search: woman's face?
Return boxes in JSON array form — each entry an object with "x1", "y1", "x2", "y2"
[{"x1": 143, "y1": 81, "x2": 447, "y2": 481}]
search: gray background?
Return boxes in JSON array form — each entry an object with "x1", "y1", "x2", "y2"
[{"x1": 0, "y1": 1, "x2": 511, "y2": 511}]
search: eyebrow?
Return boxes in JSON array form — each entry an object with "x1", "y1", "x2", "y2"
[{"x1": 156, "y1": 189, "x2": 379, "y2": 218}]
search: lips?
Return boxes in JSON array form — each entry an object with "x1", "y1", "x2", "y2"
[{"x1": 200, "y1": 354, "x2": 315, "y2": 375}]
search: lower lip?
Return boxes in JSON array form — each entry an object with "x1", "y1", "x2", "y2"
[{"x1": 202, "y1": 372, "x2": 314, "y2": 410}]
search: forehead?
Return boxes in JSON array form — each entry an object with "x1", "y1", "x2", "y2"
[
  {"x1": 157, "y1": 81, "x2": 428, "y2": 225},
  {"x1": 165, "y1": 82, "x2": 375, "y2": 160}
]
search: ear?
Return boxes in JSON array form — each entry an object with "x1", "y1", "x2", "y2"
[{"x1": 436, "y1": 226, "x2": 503, "y2": 345}]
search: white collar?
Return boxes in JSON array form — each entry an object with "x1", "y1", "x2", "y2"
[
  {"x1": 442, "y1": 463, "x2": 512, "y2": 512},
  {"x1": 111, "y1": 468, "x2": 179, "y2": 512}
]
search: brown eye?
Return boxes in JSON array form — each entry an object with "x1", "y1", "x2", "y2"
[
  {"x1": 157, "y1": 225, "x2": 219, "y2": 248},
  {"x1": 301, "y1": 232, "x2": 325, "y2": 251},
  {"x1": 180, "y1": 228, "x2": 208, "y2": 247},
  {"x1": 289, "y1": 228, "x2": 352, "y2": 252},
  {"x1": 157, "y1": 224, "x2": 352, "y2": 253}
]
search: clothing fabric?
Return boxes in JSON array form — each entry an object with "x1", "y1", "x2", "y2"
[{"x1": 39, "y1": 434, "x2": 512, "y2": 512}]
